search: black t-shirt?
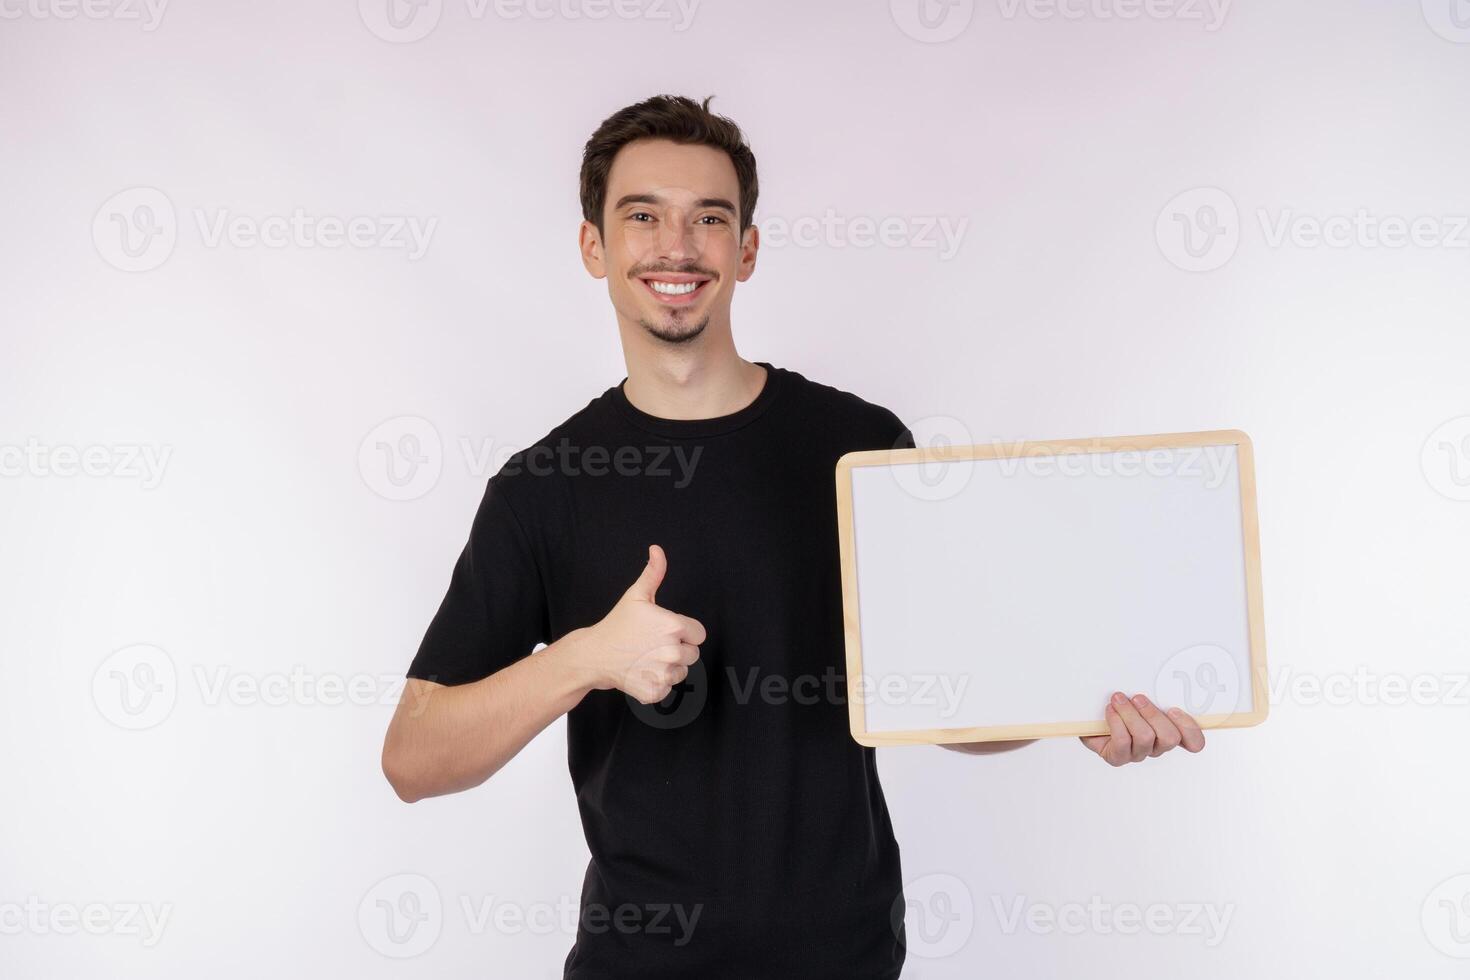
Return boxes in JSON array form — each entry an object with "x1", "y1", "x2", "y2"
[{"x1": 407, "y1": 361, "x2": 916, "y2": 979}]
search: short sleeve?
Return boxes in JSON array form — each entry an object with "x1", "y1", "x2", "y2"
[
  {"x1": 406, "y1": 475, "x2": 551, "y2": 686},
  {"x1": 888, "y1": 411, "x2": 916, "y2": 450}
]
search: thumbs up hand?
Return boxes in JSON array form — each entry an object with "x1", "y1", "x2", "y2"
[{"x1": 582, "y1": 544, "x2": 707, "y2": 705}]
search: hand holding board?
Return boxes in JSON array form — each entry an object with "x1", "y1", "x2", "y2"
[{"x1": 833, "y1": 430, "x2": 1268, "y2": 746}]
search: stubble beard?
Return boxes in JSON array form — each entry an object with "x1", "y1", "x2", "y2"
[{"x1": 640, "y1": 311, "x2": 710, "y2": 345}]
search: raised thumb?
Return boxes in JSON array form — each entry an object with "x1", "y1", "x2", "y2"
[{"x1": 625, "y1": 543, "x2": 666, "y2": 602}]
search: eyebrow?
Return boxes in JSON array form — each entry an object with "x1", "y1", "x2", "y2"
[{"x1": 613, "y1": 193, "x2": 738, "y2": 216}]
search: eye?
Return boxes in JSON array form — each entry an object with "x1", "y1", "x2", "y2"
[
  {"x1": 629, "y1": 211, "x2": 655, "y2": 222},
  {"x1": 698, "y1": 215, "x2": 728, "y2": 225}
]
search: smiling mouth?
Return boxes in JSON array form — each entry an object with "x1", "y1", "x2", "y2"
[{"x1": 638, "y1": 276, "x2": 712, "y2": 306}]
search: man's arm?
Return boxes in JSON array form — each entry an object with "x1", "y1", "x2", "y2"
[
  {"x1": 382, "y1": 629, "x2": 597, "y2": 803},
  {"x1": 382, "y1": 543, "x2": 704, "y2": 803},
  {"x1": 939, "y1": 739, "x2": 1038, "y2": 756}
]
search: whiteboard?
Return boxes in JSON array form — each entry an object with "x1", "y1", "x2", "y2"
[{"x1": 833, "y1": 430, "x2": 1268, "y2": 746}]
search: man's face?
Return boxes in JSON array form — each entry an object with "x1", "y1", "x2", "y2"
[{"x1": 582, "y1": 138, "x2": 756, "y2": 345}]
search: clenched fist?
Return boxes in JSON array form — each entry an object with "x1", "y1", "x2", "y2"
[{"x1": 581, "y1": 544, "x2": 706, "y2": 705}]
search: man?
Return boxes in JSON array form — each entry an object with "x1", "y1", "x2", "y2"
[{"x1": 380, "y1": 94, "x2": 1206, "y2": 979}]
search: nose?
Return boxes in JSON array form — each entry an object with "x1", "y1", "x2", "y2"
[{"x1": 655, "y1": 208, "x2": 697, "y2": 260}]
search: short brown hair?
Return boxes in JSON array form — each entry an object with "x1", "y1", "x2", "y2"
[{"x1": 579, "y1": 94, "x2": 759, "y2": 240}]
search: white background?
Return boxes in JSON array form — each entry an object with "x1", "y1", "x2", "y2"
[{"x1": 3, "y1": 1, "x2": 1469, "y2": 976}]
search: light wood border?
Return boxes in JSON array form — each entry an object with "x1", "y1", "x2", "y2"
[{"x1": 834, "y1": 429, "x2": 1269, "y2": 747}]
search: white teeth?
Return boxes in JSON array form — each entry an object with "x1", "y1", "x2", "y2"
[{"x1": 649, "y1": 280, "x2": 700, "y2": 296}]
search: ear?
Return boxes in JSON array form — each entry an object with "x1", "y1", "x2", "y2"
[
  {"x1": 579, "y1": 220, "x2": 607, "y2": 280},
  {"x1": 735, "y1": 222, "x2": 759, "y2": 283}
]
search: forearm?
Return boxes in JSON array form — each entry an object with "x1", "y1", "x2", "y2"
[
  {"x1": 382, "y1": 628, "x2": 597, "y2": 802},
  {"x1": 938, "y1": 738, "x2": 1038, "y2": 755}
]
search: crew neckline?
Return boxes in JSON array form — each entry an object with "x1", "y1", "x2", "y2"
[{"x1": 613, "y1": 361, "x2": 785, "y2": 438}]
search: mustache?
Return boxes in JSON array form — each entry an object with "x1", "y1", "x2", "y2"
[{"x1": 630, "y1": 265, "x2": 717, "y2": 278}]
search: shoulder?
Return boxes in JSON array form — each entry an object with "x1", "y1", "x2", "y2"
[
  {"x1": 479, "y1": 388, "x2": 613, "y2": 514},
  {"x1": 776, "y1": 364, "x2": 911, "y2": 448}
]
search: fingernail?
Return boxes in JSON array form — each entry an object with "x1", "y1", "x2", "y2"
[
  {"x1": 1112, "y1": 692, "x2": 1126, "y2": 705},
  {"x1": 1132, "y1": 694, "x2": 1148, "y2": 708},
  {"x1": 1167, "y1": 707, "x2": 1183, "y2": 717}
]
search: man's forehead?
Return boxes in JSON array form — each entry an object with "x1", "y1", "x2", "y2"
[{"x1": 606, "y1": 140, "x2": 738, "y2": 203}]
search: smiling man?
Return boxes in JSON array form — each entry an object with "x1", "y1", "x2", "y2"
[{"x1": 381, "y1": 94, "x2": 1205, "y2": 979}]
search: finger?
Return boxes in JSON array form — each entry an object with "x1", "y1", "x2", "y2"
[
  {"x1": 1110, "y1": 692, "x2": 1154, "y2": 763},
  {"x1": 1080, "y1": 706, "x2": 1121, "y2": 756},
  {"x1": 1166, "y1": 706, "x2": 1207, "y2": 752},
  {"x1": 1098, "y1": 703, "x2": 1132, "y2": 766},
  {"x1": 1130, "y1": 693, "x2": 1182, "y2": 756},
  {"x1": 672, "y1": 641, "x2": 700, "y2": 667},
  {"x1": 673, "y1": 613, "x2": 707, "y2": 646},
  {"x1": 638, "y1": 680, "x2": 669, "y2": 705},
  {"x1": 625, "y1": 544, "x2": 666, "y2": 602},
  {"x1": 666, "y1": 663, "x2": 689, "y2": 686}
]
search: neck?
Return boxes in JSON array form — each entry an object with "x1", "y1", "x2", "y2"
[{"x1": 620, "y1": 345, "x2": 767, "y2": 421}]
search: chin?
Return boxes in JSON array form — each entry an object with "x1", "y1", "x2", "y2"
[{"x1": 641, "y1": 314, "x2": 710, "y2": 345}]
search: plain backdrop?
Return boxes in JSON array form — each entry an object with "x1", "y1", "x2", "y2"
[{"x1": 3, "y1": 1, "x2": 1469, "y2": 976}]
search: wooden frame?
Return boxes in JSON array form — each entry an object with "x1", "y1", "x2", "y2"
[{"x1": 834, "y1": 429, "x2": 1269, "y2": 747}]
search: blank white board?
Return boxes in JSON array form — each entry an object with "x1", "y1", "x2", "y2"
[{"x1": 833, "y1": 430, "x2": 1268, "y2": 745}]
